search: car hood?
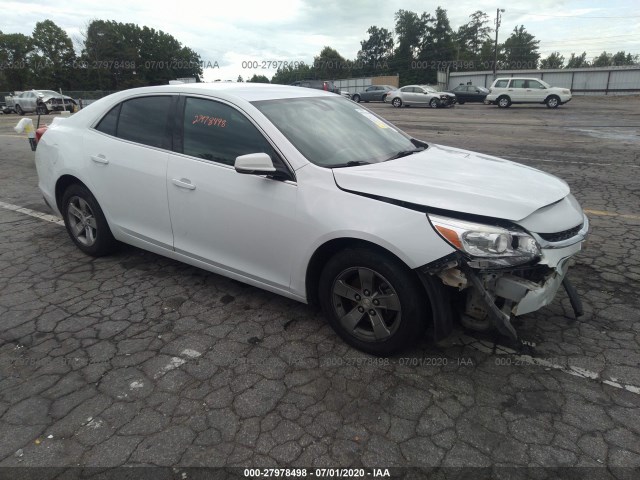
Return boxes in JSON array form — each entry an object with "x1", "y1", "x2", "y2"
[{"x1": 332, "y1": 144, "x2": 570, "y2": 222}]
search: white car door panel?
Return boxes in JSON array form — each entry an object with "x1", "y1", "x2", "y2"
[
  {"x1": 167, "y1": 157, "x2": 297, "y2": 289},
  {"x1": 85, "y1": 130, "x2": 173, "y2": 248},
  {"x1": 167, "y1": 96, "x2": 299, "y2": 290},
  {"x1": 84, "y1": 95, "x2": 175, "y2": 248}
]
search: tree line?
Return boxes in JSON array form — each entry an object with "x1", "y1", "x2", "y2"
[
  {"x1": 1, "y1": 12, "x2": 638, "y2": 92},
  {"x1": 0, "y1": 20, "x2": 203, "y2": 92},
  {"x1": 271, "y1": 7, "x2": 638, "y2": 85}
]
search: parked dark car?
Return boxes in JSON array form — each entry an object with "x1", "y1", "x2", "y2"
[
  {"x1": 290, "y1": 80, "x2": 340, "y2": 95},
  {"x1": 446, "y1": 84, "x2": 489, "y2": 104},
  {"x1": 351, "y1": 85, "x2": 396, "y2": 103}
]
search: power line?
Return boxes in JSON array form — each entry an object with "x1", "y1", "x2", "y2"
[{"x1": 506, "y1": 10, "x2": 640, "y2": 19}]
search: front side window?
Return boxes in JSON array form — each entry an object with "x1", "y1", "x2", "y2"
[
  {"x1": 116, "y1": 96, "x2": 172, "y2": 149},
  {"x1": 182, "y1": 97, "x2": 279, "y2": 167},
  {"x1": 253, "y1": 96, "x2": 416, "y2": 168},
  {"x1": 511, "y1": 79, "x2": 526, "y2": 88},
  {"x1": 529, "y1": 80, "x2": 545, "y2": 89}
]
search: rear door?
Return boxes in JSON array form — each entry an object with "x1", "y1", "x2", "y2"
[
  {"x1": 508, "y1": 79, "x2": 528, "y2": 102},
  {"x1": 85, "y1": 95, "x2": 176, "y2": 249}
]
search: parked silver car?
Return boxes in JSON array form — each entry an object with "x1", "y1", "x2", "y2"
[
  {"x1": 5, "y1": 90, "x2": 77, "y2": 115},
  {"x1": 351, "y1": 85, "x2": 396, "y2": 103},
  {"x1": 386, "y1": 85, "x2": 456, "y2": 108}
]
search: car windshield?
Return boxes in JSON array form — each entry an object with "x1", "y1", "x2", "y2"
[
  {"x1": 539, "y1": 80, "x2": 551, "y2": 88},
  {"x1": 37, "y1": 90, "x2": 61, "y2": 96},
  {"x1": 253, "y1": 97, "x2": 417, "y2": 168},
  {"x1": 422, "y1": 86, "x2": 437, "y2": 93}
]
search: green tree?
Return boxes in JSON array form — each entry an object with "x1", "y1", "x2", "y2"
[
  {"x1": 314, "y1": 46, "x2": 348, "y2": 79},
  {"x1": 565, "y1": 52, "x2": 589, "y2": 68},
  {"x1": 247, "y1": 74, "x2": 270, "y2": 83},
  {"x1": 390, "y1": 9, "x2": 427, "y2": 85},
  {"x1": 31, "y1": 20, "x2": 76, "y2": 89},
  {"x1": 357, "y1": 26, "x2": 393, "y2": 74},
  {"x1": 539, "y1": 51, "x2": 564, "y2": 69},
  {"x1": 416, "y1": 7, "x2": 456, "y2": 82},
  {"x1": 457, "y1": 11, "x2": 492, "y2": 58},
  {"x1": 80, "y1": 20, "x2": 202, "y2": 90},
  {"x1": 271, "y1": 63, "x2": 313, "y2": 84},
  {"x1": 611, "y1": 51, "x2": 639, "y2": 66},
  {"x1": 592, "y1": 51, "x2": 613, "y2": 67},
  {"x1": 503, "y1": 25, "x2": 540, "y2": 69},
  {"x1": 0, "y1": 32, "x2": 34, "y2": 90}
]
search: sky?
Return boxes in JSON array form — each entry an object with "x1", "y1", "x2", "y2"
[{"x1": 2, "y1": 0, "x2": 639, "y2": 82}]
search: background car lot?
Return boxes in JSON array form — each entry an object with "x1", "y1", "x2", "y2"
[{"x1": 0, "y1": 96, "x2": 639, "y2": 470}]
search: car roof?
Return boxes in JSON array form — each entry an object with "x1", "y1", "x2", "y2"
[{"x1": 109, "y1": 83, "x2": 338, "y2": 103}]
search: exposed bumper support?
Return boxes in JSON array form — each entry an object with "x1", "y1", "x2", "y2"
[{"x1": 464, "y1": 267, "x2": 518, "y2": 341}]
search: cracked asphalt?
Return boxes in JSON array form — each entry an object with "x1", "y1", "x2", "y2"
[{"x1": 0, "y1": 96, "x2": 639, "y2": 475}]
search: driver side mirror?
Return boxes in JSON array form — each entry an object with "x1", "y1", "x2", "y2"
[{"x1": 234, "y1": 153, "x2": 276, "y2": 175}]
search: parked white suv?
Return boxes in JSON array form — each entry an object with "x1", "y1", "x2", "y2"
[{"x1": 485, "y1": 77, "x2": 572, "y2": 108}]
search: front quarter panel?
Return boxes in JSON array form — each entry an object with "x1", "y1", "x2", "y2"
[{"x1": 289, "y1": 165, "x2": 455, "y2": 299}]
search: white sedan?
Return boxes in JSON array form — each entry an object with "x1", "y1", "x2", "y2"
[
  {"x1": 385, "y1": 85, "x2": 457, "y2": 108},
  {"x1": 35, "y1": 83, "x2": 588, "y2": 354}
]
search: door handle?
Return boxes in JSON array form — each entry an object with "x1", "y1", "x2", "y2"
[
  {"x1": 91, "y1": 154, "x2": 108, "y2": 164},
  {"x1": 172, "y1": 178, "x2": 196, "y2": 190}
]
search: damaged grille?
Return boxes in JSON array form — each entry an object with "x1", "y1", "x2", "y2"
[{"x1": 538, "y1": 222, "x2": 583, "y2": 242}]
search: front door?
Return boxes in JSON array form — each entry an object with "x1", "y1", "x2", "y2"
[{"x1": 167, "y1": 96, "x2": 299, "y2": 291}]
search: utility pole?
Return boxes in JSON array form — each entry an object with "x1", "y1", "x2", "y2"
[{"x1": 493, "y1": 8, "x2": 504, "y2": 77}]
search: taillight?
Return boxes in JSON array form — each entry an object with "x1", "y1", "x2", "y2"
[
  {"x1": 35, "y1": 126, "x2": 48, "y2": 144},
  {"x1": 323, "y1": 82, "x2": 328, "y2": 91}
]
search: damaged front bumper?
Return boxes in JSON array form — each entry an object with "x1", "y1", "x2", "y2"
[{"x1": 419, "y1": 216, "x2": 589, "y2": 341}]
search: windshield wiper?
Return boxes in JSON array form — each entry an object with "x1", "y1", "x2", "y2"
[
  {"x1": 330, "y1": 160, "x2": 372, "y2": 168},
  {"x1": 385, "y1": 147, "x2": 425, "y2": 161}
]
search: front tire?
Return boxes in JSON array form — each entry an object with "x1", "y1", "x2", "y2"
[
  {"x1": 497, "y1": 96, "x2": 511, "y2": 108},
  {"x1": 391, "y1": 97, "x2": 402, "y2": 108},
  {"x1": 352, "y1": 94, "x2": 361, "y2": 103},
  {"x1": 319, "y1": 248, "x2": 427, "y2": 355},
  {"x1": 61, "y1": 184, "x2": 118, "y2": 257},
  {"x1": 546, "y1": 95, "x2": 560, "y2": 108},
  {"x1": 429, "y1": 98, "x2": 439, "y2": 108}
]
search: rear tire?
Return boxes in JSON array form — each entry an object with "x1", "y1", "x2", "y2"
[
  {"x1": 391, "y1": 97, "x2": 402, "y2": 108},
  {"x1": 319, "y1": 248, "x2": 427, "y2": 355},
  {"x1": 15, "y1": 104, "x2": 24, "y2": 115},
  {"x1": 497, "y1": 96, "x2": 511, "y2": 108},
  {"x1": 458, "y1": 100, "x2": 465, "y2": 105},
  {"x1": 61, "y1": 184, "x2": 118, "y2": 257}
]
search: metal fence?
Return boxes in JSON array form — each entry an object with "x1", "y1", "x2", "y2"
[{"x1": 448, "y1": 66, "x2": 640, "y2": 95}]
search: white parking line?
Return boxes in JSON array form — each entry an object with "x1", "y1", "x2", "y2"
[
  {"x1": 448, "y1": 333, "x2": 640, "y2": 395},
  {"x1": 0, "y1": 200, "x2": 64, "y2": 226}
]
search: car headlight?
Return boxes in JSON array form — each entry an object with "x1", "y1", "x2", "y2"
[
  {"x1": 428, "y1": 214, "x2": 541, "y2": 268},
  {"x1": 562, "y1": 89, "x2": 570, "y2": 94}
]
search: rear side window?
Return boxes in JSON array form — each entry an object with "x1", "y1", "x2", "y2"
[
  {"x1": 494, "y1": 80, "x2": 509, "y2": 88},
  {"x1": 116, "y1": 96, "x2": 172, "y2": 148},
  {"x1": 182, "y1": 97, "x2": 279, "y2": 167},
  {"x1": 95, "y1": 104, "x2": 120, "y2": 136}
]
